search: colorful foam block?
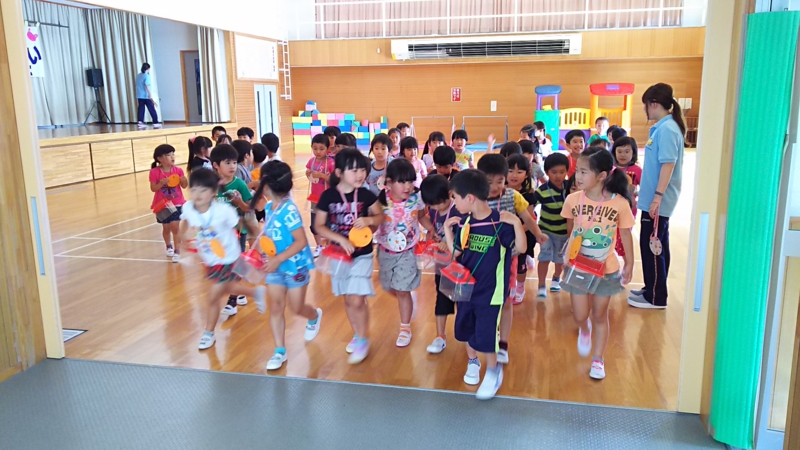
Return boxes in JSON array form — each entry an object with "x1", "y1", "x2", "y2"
[
  {"x1": 311, "y1": 120, "x2": 321, "y2": 126},
  {"x1": 292, "y1": 123, "x2": 311, "y2": 130},
  {"x1": 292, "y1": 117, "x2": 312, "y2": 124}
]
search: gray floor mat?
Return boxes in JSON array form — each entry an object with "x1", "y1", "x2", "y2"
[{"x1": 0, "y1": 359, "x2": 724, "y2": 450}]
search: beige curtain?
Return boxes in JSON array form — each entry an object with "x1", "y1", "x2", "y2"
[
  {"x1": 22, "y1": 0, "x2": 94, "y2": 127},
  {"x1": 198, "y1": 27, "x2": 230, "y2": 123},
  {"x1": 86, "y1": 9, "x2": 156, "y2": 123},
  {"x1": 317, "y1": 0, "x2": 684, "y2": 38}
]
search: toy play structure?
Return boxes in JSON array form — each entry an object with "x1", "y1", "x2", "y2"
[
  {"x1": 291, "y1": 101, "x2": 388, "y2": 151},
  {"x1": 534, "y1": 83, "x2": 635, "y2": 148}
]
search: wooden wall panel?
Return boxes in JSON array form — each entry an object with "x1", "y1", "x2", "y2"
[
  {"x1": 132, "y1": 137, "x2": 168, "y2": 173},
  {"x1": 228, "y1": 34, "x2": 295, "y2": 152},
  {"x1": 90, "y1": 141, "x2": 134, "y2": 179},
  {"x1": 291, "y1": 58, "x2": 703, "y2": 145},
  {"x1": 41, "y1": 144, "x2": 93, "y2": 188},
  {"x1": 289, "y1": 27, "x2": 705, "y2": 67},
  {"x1": 0, "y1": 0, "x2": 46, "y2": 380}
]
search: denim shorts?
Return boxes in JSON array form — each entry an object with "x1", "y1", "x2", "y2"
[
  {"x1": 538, "y1": 233, "x2": 568, "y2": 264},
  {"x1": 266, "y1": 267, "x2": 311, "y2": 289}
]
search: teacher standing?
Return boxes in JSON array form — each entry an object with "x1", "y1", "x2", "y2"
[
  {"x1": 628, "y1": 83, "x2": 686, "y2": 310},
  {"x1": 136, "y1": 63, "x2": 161, "y2": 129}
]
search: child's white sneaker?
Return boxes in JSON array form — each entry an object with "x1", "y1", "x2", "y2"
[
  {"x1": 221, "y1": 305, "x2": 238, "y2": 316},
  {"x1": 537, "y1": 286, "x2": 547, "y2": 300},
  {"x1": 550, "y1": 279, "x2": 562, "y2": 292},
  {"x1": 304, "y1": 308, "x2": 322, "y2": 341},
  {"x1": 396, "y1": 328, "x2": 412, "y2": 347},
  {"x1": 347, "y1": 338, "x2": 369, "y2": 364},
  {"x1": 166, "y1": 245, "x2": 174, "y2": 257},
  {"x1": 345, "y1": 335, "x2": 358, "y2": 354},
  {"x1": 198, "y1": 333, "x2": 215, "y2": 350},
  {"x1": 476, "y1": 366, "x2": 503, "y2": 400},
  {"x1": 463, "y1": 361, "x2": 481, "y2": 385},
  {"x1": 266, "y1": 352, "x2": 287, "y2": 370},
  {"x1": 590, "y1": 359, "x2": 606, "y2": 380},
  {"x1": 236, "y1": 295, "x2": 248, "y2": 306},
  {"x1": 497, "y1": 349, "x2": 509, "y2": 365},
  {"x1": 426, "y1": 336, "x2": 446, "y2": 354}
]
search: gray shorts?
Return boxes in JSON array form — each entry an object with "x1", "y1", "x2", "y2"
[
  {"x1": 538, "y1": 233, "x2": 568, "y2": 264},
  {"x1": 561, "y1": 271, "x2": 625, "y2": 297},
  {"x1": 331, "y1": 254, "x2": 375, "y2": 297},
  {"x1": 378, "y1": 247, "x2": 421, "y2": 292}
]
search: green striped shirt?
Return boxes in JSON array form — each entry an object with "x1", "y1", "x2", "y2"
[{"x1": 533, "y1": 182, "x2": 567, "y2": 236}]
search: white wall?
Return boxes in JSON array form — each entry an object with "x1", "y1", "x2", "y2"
[
  {"x1": 149, "y1": 17, "x2": 197, "y2": 122},
  {"x1": 286, "y1": 0, "x2": 315, "y2": 40},
  {"x1": 79, "y1": 0, "x2": 286, "y2": 40}
]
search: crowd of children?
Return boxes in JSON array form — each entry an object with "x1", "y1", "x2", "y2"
[{"x1": 148, "y1": 119, "x2": 642, "y2": 400}]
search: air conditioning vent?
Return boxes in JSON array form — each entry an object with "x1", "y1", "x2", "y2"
[{"x1": 391, "y1": 34, "x2": 581, "y2": 61}]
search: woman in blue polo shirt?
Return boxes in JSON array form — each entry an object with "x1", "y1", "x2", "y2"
[
  {"x1": 628, "y1": 83, "x2": 686, "y2": 309},
  {"x1": 136, "y1": 63, "x2": 161, "y2": 129}
]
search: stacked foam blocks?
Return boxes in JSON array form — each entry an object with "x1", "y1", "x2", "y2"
[{"x1": 292, "y1": 101, "x2": 388, "y2": 149}]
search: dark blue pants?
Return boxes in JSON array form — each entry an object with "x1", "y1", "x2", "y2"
[
  {"x1": 639, "y1": 215, "x2": 670, "y2": 306},
  {"x1": 137, "y1": 98, "x2": 159, "y2": 124}
]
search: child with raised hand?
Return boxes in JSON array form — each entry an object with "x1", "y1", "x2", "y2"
[
  {"x1": 366, "y1": 133, "x2": 391, "y2": 196},
  {"x1": 532, "y1": 153, "x2": 571, "y2": 299},
  {"x1": 400, "y1": 136, "x2": 427, "y2": 188},
  {"x1": 429, "y1": 145, "x2": 459, "y2": 180},
  {"x1": 371, "y1": 159, "x2": 433, "y2": 347},
  {"x1": 422, "y1": 131, "x2": 446, "y2": 171},
  {"x1": 452, "y1": 129, "x2": 474, "y2": 170},
  {"x1": 520, "y1": 140, "x2": 546, "y2": 185},
  {"x1": 420, "y1": 174, "x2": 462, "y2": 354},
  {"x1": 611, "y1": 136, "x2": 642, "y2": 257},
  {"x1": 306, "y1": 134, "x2": 336, "y2": 257},
  {"x1": 477, "y1": 153, "x2": 548, "y2": 365},
  {"x1": 444, "y1": 169, "x2": 526, "y2": 400},
  {"x1": 250, "y1": 161, "x2": 321, "y2": 371},
  {"x1": 506, "y1": 154, "x2": 538, "y2": 304},
  {"x1": 150, "y1": 144, "x2": 188, "y2": 263},
  {"x1": 562, "y1": 146, "x2": 635, "y2": 380},
  {"x1": 314, "y1": 148, "x2": 382, "y2": 364},
  {"x1": 211, "y1": 144, "x2": 254, "y2": 315},
  {"x1": 179, "y1": 168, "x2": 266, "y2": 350},
  {"x1": 187, "y1": 136, "x2": 213, "y2": 174},
  {"x1": 388, "y1": 128, "x2": 401, "y2": 159},
  {"x1": 565, "y1": 129, "x2": 586, "y2": 178}
]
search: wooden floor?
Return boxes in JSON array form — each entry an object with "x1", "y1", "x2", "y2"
[{"x1": 48, "y1": 152, "x2": 693, "y2": 410}]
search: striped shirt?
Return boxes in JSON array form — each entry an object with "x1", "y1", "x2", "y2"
[{"x1": 532, "y1": 182, "x2": 567, "y2": 236}]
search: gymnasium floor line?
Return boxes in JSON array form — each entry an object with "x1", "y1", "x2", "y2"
[
  {"x1": 55, "y1": 223, "x2": 160, "y2": 256},
  {"x1": 0, "y1": 358, "x2": 722, "y2": 450}
]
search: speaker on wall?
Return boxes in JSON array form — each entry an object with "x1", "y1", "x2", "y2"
[{"x1": 85, "y1": 69, "x2": 104, "y2": 88}]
